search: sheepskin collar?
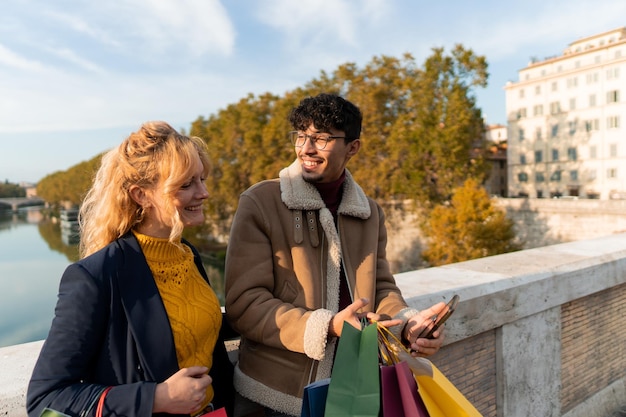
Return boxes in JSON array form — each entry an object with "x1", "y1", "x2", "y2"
[{"x1": 279, "y1": 160, "x2": 371, "y2": 219}]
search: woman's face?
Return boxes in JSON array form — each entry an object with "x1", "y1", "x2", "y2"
[{"x1": 138, "y1": 153, "x2": 209, "y2": 238}]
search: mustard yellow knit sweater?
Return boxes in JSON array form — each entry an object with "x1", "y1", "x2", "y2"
[{"x1": 133, "y1": 231, "x2": 221, "y2": 409}]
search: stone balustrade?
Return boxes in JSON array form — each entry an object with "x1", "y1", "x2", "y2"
[{"x1": 2, "y1": 233, "x2": 625, "y2": 417}]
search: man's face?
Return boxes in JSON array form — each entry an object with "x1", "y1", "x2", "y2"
[{"x1": 295, "y1": 123, "x2": 360, "y2": 184}]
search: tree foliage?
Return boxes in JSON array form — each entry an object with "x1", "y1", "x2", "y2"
[
  {"x1": 0, "y1": 180, "x2": 26, "y2": 198},
  {"x1": 422, "y1": 179, "x2": 520, "y2": 266},
  {"x1": 189, "y1": 45, "x2": 490, "y2": 234},
  {"x1": 38, "y1": 45, "x2": 496, "y2": 249},
  {"x1": 37, "y1": 155, "x2": 102, "y2": 208}
]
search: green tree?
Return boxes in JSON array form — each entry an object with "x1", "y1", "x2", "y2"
[
  {"x1": 36, "y1": 46, "x2": 494, "y2": 249},
  {"x1": 190, "y1": 46, "x2": 490, "y2": 234},
  {"x1": 37, "y1": 155, "x2": 101, "y2": 207},
  {"x1": 422, "y1": 178, "x2": 520, "y2": 266},
  {"x1": 0, "y1": 181, "x2": 25, "y2": 198},
  {"x1": 387, "y1": 45, "x2": 490, "y2": 206}
]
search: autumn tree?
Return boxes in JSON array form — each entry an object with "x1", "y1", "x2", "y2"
[
  {"x1": 37, "y1": 45, "x2": 494, "y2": 247},
  {"x1": 37, "y1": 155, "x2": 101, "y2": 208},
  {"x1": 0, "y1": 181, "x2": 25, "y2": 198},
  {"x1": 421, "y1": 178, "x2": 520, "y2": 266},
  {"x1": 189, "y1": 92, "x2": 296, "y2": 237},
  {"x1": 386, "y1": 46, "x2": 489, "y2": 205}
]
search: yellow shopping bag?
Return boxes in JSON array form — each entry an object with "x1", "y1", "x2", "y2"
[
  {"x1": 415, "y1": 364, "x2": 482, "y2": 417},
  {"x1": 378, "y1": 323, "x2": 483, "y2": 417}
]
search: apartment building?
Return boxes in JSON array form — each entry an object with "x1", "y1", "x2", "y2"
[
  {"x1": 505, "y1": 27, "x2": 626, "y2": 199},
  {"x1": 484, "y1": 124, "x2": 508, "y2": 197}
]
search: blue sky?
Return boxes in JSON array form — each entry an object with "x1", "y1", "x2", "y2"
[{"x1": 1, "y1": 0, "x2": 624, "y2": 183}]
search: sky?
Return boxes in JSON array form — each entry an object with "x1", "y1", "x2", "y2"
[{"x1": 1, "y1": 0, "x2": 625, "y2": 183}]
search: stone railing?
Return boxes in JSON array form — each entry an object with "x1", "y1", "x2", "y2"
[{"x1": 2, "y1": 233, "x2": 626, "y2": 417}]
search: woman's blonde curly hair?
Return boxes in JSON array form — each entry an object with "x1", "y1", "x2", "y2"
[{"x1": 78, "y1": 121, "x2": 210, "y2": 258}]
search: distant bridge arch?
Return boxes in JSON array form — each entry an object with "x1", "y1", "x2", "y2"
[{"x1": 0, "y1": 197, "x2": 45, "y2": 211}]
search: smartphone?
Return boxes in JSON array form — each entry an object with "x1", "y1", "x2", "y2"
[{"x1": 417, "y1": 294, "x2": 460, "y2": 339}]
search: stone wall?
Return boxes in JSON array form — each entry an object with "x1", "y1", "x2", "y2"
[
  {"x1": 3, "y1": 233, "x2": 625, "y2": 417},
  {"x1": 383, "y1": 198, "x2": 626, "y2": 273}
]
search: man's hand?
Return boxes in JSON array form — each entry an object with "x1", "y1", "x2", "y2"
[
  {"x1": 328, "y1": 298, "x2": 371, "y2": 337},
  {"x1": 403, "y1": 302, "x2": 447, "y2": 357}
]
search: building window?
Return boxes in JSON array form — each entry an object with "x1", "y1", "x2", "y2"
[
  {"x1": 520, "y1": 155, "x2": 526, "y2": 164},
  {"x1": 607, "y1": 168, "x2": 617, "y2": 179},
  {"x1": 607, "y1": 116, "x2": 620, "y2": 129},
  {"x1": 518, "y1": 172, "x2": 528, "y2": 182},
  {"x1": 607, "y1": 90, "x2": 620, "y2": 103},
  {"x1": 519, "y1": 129, "x2": 525, "y2": 141},
  {"x1": 550, "y1": 101, "x2": 561, "y2": 114},
  {"x1": 595, "y1": 55, "x2": 601, "y2": 64},
  {"x1": 567, "y1": 147, "x2": 577, "y2": 161},
  {"x1": 536, "y1": 127, "x2": 542, "y2": 140},
  {"x1": 535, "y1": 150, "x2": 543, "y2": 163},
  {"x1": 569, "y1": 98, "x2": 576, "y2": 110},
  {"x1": 607, "y1": 67, "x2": 620, "y2": 79},
  {"x1": 551, "y1": 124, "x2": 559, "y2": 137},
  {"x1": 590, "y1": 145, "x2": 597, "y2": 159},
  {"x1": 535, "y1": 85, "x2": 541, "y2": 95},
  {"x1": 533, "y1": 104, "x2": 543, "y2": 116},
  {"x1": 519, "y1": 89, "x2": 525, "y2": 98},
  {"x1": 616, "y1": 50, "x2": 622, "y2": 59},
  {"x1": 536, "y1": 172, "x2": 545, "y2": 182},
  {"x1": 610, "y1": 143, "x2": 617, "y2": 157},
  {"x1": 588, "y1": 169, "x2": 597, "y2": 180},
  {"x1": 570, "y1": 170, "x2": 578, "y2": 181},
  {"x1": 551, "y1": 81, "x2": 558, "y2": 92},
  {"x1": 550, "y1": 170, "x2": 562, "y2": 181},
  {"x1": 585, "y1": 119, "x2": 599, "y2": 131},
  {"x1": 567, "y1": 77, "x2": 578, "y2": 88},
  {"x1": 568, "y1": 120, "x2": 577, "y2": 135},
  {"x1": 518, "y1": 108, "x2": 527, "y2": 118},
  {"x1": 586, "y1": 72, "x2": 599, "y2": 84},
  {"x1": 552, "y1": 149, "x2": 559, "y2": 161}
]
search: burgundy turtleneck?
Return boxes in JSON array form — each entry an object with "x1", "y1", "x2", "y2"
[
  {"x1": 313, "y1": 170, "x2": 351, "y2": 309},
  {"x1": 313, "y1": 171, "x2": 346, "y2": 220}
]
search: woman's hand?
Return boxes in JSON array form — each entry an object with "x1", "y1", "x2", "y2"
[{"x1": 153, "y1": 366, "x2": 212, "y2": 414}]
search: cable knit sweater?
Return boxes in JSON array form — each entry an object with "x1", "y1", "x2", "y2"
[{"x1": 133, "y1": 231, "x2": 222, "y2": 410}]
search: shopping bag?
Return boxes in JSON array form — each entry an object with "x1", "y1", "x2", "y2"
[
  {"x1": 415, "y1": 364, "x2": 481, "y2": 417},
  {"x1": 325, "y1": 321, "x2": 380, "y2": 417},
  {"x1": 301, "y1": 378, "x2": 331, "y2": 417},
  {"x1": 377, "y1": 323, "x2": 482, "y2": 417},
  {"x1": 380, "y1": 361, "x2": 429, "y2": 417}
]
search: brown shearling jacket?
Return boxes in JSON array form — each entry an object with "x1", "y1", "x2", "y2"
[{"x1": 224, "y1": 161, "x2": 418, "y2": 415}]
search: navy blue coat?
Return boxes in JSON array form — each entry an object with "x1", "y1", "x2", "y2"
[{"x1": 26, "y1": 233, "x2": 235, "y2": 417}]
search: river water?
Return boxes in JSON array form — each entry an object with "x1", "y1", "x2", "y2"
[{"x1": 0, "y1": 207, "x2": 225, "y2": 348}]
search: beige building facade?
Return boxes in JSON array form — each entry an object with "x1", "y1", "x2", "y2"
[{"x1": 505, "y1": 27, "x2": 626, "y2": 199}]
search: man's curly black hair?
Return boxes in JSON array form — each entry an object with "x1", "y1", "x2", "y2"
[{"x1": 288, "y1": 93, "x2": 362, "y2": 143}]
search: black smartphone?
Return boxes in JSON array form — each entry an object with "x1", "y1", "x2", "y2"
[{"x1": 417, "y1": 294, "x2": 460, "y2": 339}]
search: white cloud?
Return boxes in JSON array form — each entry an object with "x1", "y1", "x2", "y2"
[
  {"x1": 0, "y1": 43, "x2": 45, "y2": 72},
  {"x1": 105, "y1": 0, "x2": 236, "y2": 57},
  {"x1": 450, "y1": 0, "x2": 626, "y2": 61},
  {"x1": 43, "y1": 9, "x2": 122, "y2": 48},
  {"x1": 45, "y1": 47, "x2": 106, "y2": 74},
  {"x1": 256, "y1": 0, "x2": 389, "y2": 48}
]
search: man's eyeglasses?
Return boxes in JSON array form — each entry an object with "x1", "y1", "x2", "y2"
[{"x1": 288, "y1": 131, "x2": 347, "y2": 150}]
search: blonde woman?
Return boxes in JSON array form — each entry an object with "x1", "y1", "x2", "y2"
[{"x1": 27, "y1": 122, "x2": 234, "y2": 417}]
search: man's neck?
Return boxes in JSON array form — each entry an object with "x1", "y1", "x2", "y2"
[{"x1": 313, "y1": 171, "x2": 346, "y2": 217}]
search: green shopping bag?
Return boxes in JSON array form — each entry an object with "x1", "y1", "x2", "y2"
[{"x1": 324, "y1": 321, "x2": 380, "y2": 417}]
